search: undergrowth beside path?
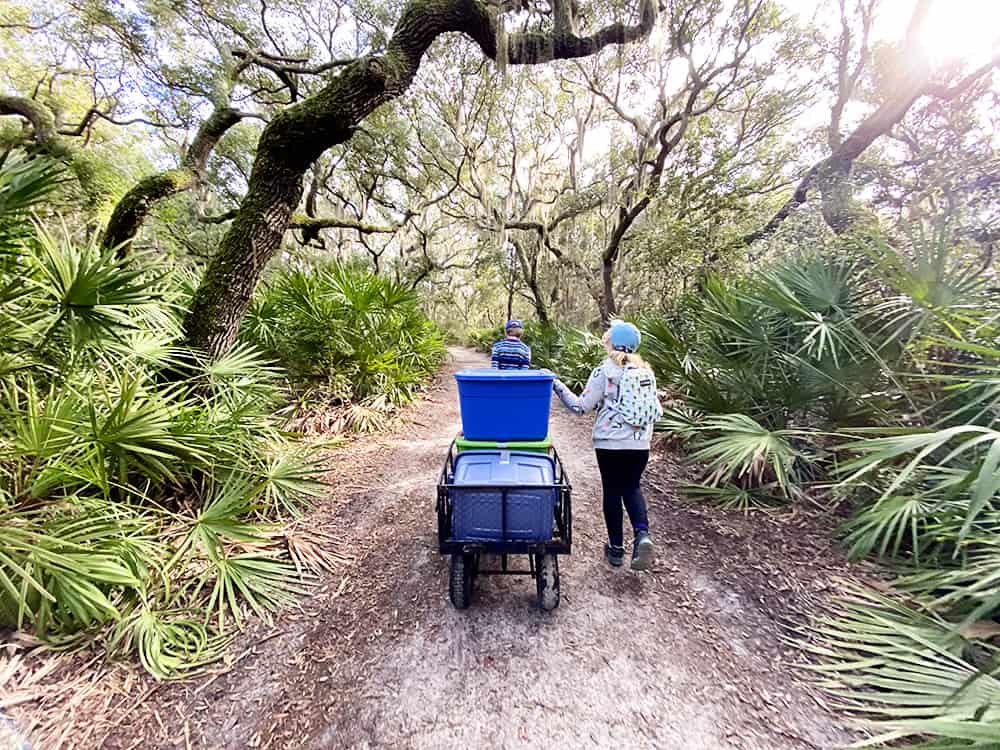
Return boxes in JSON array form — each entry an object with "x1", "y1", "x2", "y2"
[
  {"x1": 1, "y1": 348, "x2": 856, "y2": 750},
  {"x1": 0, "y1": 158, "x2": 445, "y2": 689}
]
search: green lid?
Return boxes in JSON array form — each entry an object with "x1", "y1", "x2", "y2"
[{"x1": 455, "y1": 434, "x2": 552, "y2": 453}]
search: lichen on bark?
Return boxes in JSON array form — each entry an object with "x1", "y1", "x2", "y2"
[{"x1": 101, "y1": 169, "x2": 194, "y2": 254}]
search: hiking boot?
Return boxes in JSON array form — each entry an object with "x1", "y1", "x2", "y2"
[
  {"x1": 631, "y1": 530, "x2": 654, "y2": 571},
  {"x1": 604, "y1": 544, "x2": 625, "y2": 567}
]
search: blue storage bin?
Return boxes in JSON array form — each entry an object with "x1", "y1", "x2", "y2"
[
  {"x1": 450, "y1": 451, "x2": 556, "y2": 542},
  {"x1": 454, "y1": 368, "x2": 554, "y2": 441}
]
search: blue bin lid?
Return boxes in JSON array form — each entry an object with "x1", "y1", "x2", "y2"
[
  {"x1": 453, "y1": 450, "x2": 555, "y2": 485},
  {"x1": 455, "y1": 368, "x2": 554, "y2": 382}
]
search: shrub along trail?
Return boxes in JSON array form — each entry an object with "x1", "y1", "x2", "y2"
[{"x1": 94, "y1": 348, "x2": 853, "y2": 749}]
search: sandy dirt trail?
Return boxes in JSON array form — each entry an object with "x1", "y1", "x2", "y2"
[{"x1": 89, "y1": 347, "x2": 851, "y2": 749}]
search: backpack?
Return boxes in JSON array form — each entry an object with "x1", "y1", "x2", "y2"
[{"x1": 612, "y1": 365, "x2": 663, "y2": 428}]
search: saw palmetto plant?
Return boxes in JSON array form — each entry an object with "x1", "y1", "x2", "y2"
[
  {"x1": 0, "y1": 158, "x2": 325, "y2": 677},
  {"x1": 651, "y1": 224, "x2": 1000, "y2": 747},
  {"x1": 242, "y1": 261, "x2": 446, "y2": 421}
]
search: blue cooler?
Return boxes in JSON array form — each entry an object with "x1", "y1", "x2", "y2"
[
  {"x1": 450, "y1": 451, "x2": 556, "y2": 541},
  {"x1": 454, "y1": 369, "x2": 554, "y2": 441}
]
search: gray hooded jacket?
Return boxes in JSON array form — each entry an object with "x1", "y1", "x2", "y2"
[{"x1": 552, "y1": 359, "x2": 654, "y2": 450}]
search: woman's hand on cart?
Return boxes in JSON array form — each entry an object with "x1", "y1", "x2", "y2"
[{"x1": 538, "y1": 368, "x2": 559, "y2": 390}]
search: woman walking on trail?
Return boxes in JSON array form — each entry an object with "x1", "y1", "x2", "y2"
[{"x1": 549, "y1": 321, "x2": 662, "y2": 570}]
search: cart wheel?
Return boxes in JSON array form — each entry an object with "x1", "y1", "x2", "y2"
[
  {"x1": 536, "y1": 554, "x2": 560, "y2": 611},
  {"x1": 449, "y1": 553, "x2": 474, "y2": 609}
]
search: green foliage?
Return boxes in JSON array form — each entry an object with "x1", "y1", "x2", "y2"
[
  {"x1": 0, "y1": 158, "x2": 326, "y2": 678},
  {"x1": 646, "y1": 252, "x2": 885, "y2": 429},
  {"x1": 467, "y1": 325, "x2": 502, "y2": 354},
  {"x1": 531, "y1": 328, "x2": 606, "y2": 391},
  {"x1": 467, "y1": 321, "x2": 605, "y2": 390},
  {"x1": 804, "y1": 587, "x2": 1000, "y2": 748},
  {"x1": 243, "y1": 262, "x2": 445, "y2": 429},
  {"x1": 840, "y1": 425, "x2": 1000, "y2": 541},
  {"x1": 686, "y1": 414, "x2": 802, "y2": 497},
  {"x1": 0, "y1": 155, "x2": 64, "y2": 218},
  {"x1": 651, "y1": 223, "x2": 1000, "y2": 746}
]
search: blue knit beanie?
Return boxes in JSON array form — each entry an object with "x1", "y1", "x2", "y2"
[{"x1": 609, "y1": 321, "x2": 641, "y2": 353}]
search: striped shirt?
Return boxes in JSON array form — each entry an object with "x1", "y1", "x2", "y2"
[{"x1": 491, "y1": 337, "x2": 532, "y2": 370}]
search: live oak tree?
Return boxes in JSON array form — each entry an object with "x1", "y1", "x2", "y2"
[
  {"x1": 0, "y1": 3, "x2": 174, "y2": 216},
  {"x1": 745, "y1": 0, "x2": 1000, "y2": 243},
  {"x1": 6, "y1": 0, "x2": 994, "y2": 334},
  {"x1": 101, "y1": 104, "x2": 256, "y2": 255},
  {"x1": 2, "y1": 0, "x2": 424, "y2": 255},
  {"x1": 859, "y1": 61, "x2": 999, "y2": 255},
  {"x1": 0, "y1": 89, "x2": 247, "y2": 253},
  {"x1": 0, "y1": 1, "x2": 265, "y2": 248},
  {"x1": 559, "y1": 0, "x2": 807, "y2": 321},
  {"x1": 408, "y1": 53, "x2": 603, "y2": 325},
  {"x1": 182, "y1": 0, "x2": 658, "y2": 359},
  {"x1": 401, "y1": 0, "x2": 811, "y2": 326},
  {"x1": 7, "y1": 0, "x2": 651, "y2": 345}
]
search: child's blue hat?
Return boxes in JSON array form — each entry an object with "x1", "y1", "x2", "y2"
[
  {"x1": 505, "y1": 319, "x2": 523, "y2": 330},
  {"x1": 609, "y1": 321, "x2": 641, "y2": 353}
]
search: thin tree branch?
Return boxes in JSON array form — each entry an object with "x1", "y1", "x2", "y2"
[
  {"x1": 57, "y1": 108, "x2": 187, "y2": 136},
  {"x1": 288, "y1": 214, "x2": 405, "y2": 234},
  {"x1": 231, "y1": 48, "x2": 357, "y2": 76},
  {"x1": 923, "y1": 51, "x2": 1000, "y2": 100}
]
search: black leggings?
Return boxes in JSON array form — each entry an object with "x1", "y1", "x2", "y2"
[{"x1": 595, "y1": 449, "x2": 650, "y2": 548}]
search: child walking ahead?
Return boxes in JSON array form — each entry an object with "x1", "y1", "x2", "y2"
[
  {"x1": 491, "y1": 319, "x2": 531, "y2": 370},
  {"x1": 550, "y1": 322, "x2": 662, "y2": 570}
]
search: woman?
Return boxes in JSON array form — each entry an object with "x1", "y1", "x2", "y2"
[{"x1": 550, "y1": 321, "x2": 657, "y2": 570}]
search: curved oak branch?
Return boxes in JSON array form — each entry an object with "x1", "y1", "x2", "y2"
[
  {"x1": 0, "y1": 95, "x2": 68, "y2": 156},
  {"x1": 101, "y1": 106, "x2": 246, "y2": 254},
  {"x1": 183, "y1": 0, "x2": 656, "y2": 359}
]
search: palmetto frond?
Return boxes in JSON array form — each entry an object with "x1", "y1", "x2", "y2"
[
  {"x1": 251, "y1": 443, "x2": 326, "y2": 517},
  {"x1": 839, "y1": 426, "x2": 1000, "y2": 541},
  {"x1": 680, "y1": 483, "x2": 783, "y2": 513},
  {"x1": 0, "y1": 157, "x2": 328, "y2": 675},
  {"x1": 687, "y1": 413, "x2": 801, "y2": 495},
  {"x1": 918, "y1": 338, "x2": 1000, "y2": 429},
  {"x1": 901, "y1": 540, "x2": 1000, "y2": 624},
  {"x1": 842, "y1": 494, "x2": 938, "y2": 561},
  {"x1": 106, "y1": 602, "x2": 223, "y2": 680},
  {"x1": 0, "y1": 505, "x2": 148, "y2": 632},
  {"x1": 240, "y1": 262, "x2": 445, "y2": 416},
  {"x1": 194, "y1": 551, "x2": 305, "y2": 631},
  {"x1": 804, "y1": 587, "x2": 1000, "y2": 748},
  {"x1": 0, "y1": 156, "x2": 65, "y2": 238},
  {"x1": 27, "y1": 221, "x2": 164, "y2": 352}
]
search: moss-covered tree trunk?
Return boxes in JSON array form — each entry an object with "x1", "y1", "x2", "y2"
[
  {"x1": 183, "y1": 0, "x2": 656, "y2": 360},
  {"x1": 102, "y1": 106, "x2": 244, "y2": 255}
]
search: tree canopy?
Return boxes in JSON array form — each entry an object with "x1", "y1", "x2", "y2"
[{"x1": 2, "y1": 0, "x2": 996, "y2": 341}]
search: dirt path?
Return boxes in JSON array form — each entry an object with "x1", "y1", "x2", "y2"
[{"x1": 19, "y1": 348, "x2": 855, "y2": 749}]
